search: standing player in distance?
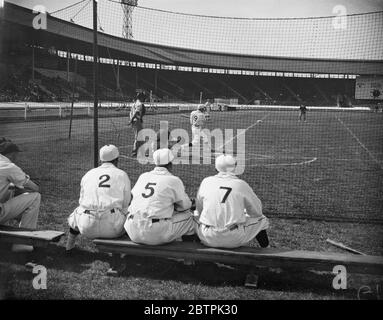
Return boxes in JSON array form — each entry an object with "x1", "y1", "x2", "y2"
[
  {"x1": 181, "y1": 104, "x2": 211, "y2": 151},
  {"x1": 299, "y1": 104, "x2": 307, "y2": 122},
  {"x1": 129, "y1": 93, "x2": 146, "y2": 157},
  {"x1": 0, "y1": 139, "x2": 41, "y2": 253},
  {"x1": 66, "y1": 145, "x2": 131, "y2": 251},
  {"x1": 124, "y1": 148, "x2": 196, "y2": 245},
  {"x1": 194, "y1": 154, "x2": 269, "y2": 249}
]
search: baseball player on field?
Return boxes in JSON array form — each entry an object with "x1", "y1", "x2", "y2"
[
  {"x1": 0, "y1": 138, "x2": 41, "y2": 253},
  {"x1": 194, "y1": 154, "x2": 269, "y2": 249},
  {"x1": 124, "y1": 148, "x2": 196, "y2": 245},
  {"x1": 66, "y1": 144, "x2": 131, "y2": 251},
  {"x1": 181, "y1": 104, "x2": 211, "y2": 151},
  {"x1": 129, "y1": 93, "x2": 146, "y2": 157}
]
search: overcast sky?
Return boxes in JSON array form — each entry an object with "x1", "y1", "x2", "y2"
[{"x1": 7, "y1": 0, "x2": 383, "y2": 18}]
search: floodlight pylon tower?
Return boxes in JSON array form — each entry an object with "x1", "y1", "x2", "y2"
[{"x1": 121, "y1": 0, "x2": 138, "y2": 39}]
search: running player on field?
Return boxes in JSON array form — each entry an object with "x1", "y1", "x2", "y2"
[
  {"x1": 124, "y1": 148, "x2": 196, "y2": 245},
  {"x1": 66, "y1": 145, "x2": 131, "y2": 251},
  {"x1": 181, "y1": 104, "x2": 211, "y2": 150},
  {"x1": 194, "y1": 154, "x2": 269, "y2": 249}
]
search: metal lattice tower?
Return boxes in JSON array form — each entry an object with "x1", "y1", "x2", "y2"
[{"x1": 121, "y1": 0, "x2": 138, "y2": 39}]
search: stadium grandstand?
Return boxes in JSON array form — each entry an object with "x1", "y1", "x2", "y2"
[{"x1": 0, "y1": 1, "x2": 382, "y2": 106}]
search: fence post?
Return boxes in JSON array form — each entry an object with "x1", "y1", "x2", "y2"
[{"x1": 24, "y1": 103, "x2": 28, "y2": 121}]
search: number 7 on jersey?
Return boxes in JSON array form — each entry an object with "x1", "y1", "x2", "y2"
[{"x1": 219, "y1": 186, "x2": 232, "y2": 203}]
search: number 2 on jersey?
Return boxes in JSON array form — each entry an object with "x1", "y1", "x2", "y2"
[
  {"x1": 219, "y1": 186, "x2": 232, "y2": 203},
  {"x1": 99, "y1": 175, "x2": 111, "y2": 188}
]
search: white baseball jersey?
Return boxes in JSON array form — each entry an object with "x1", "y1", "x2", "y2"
[
  {"x1": 129, "y1": 167, "x2": 191, "y2": 219},
  {"x1": 78, "y1": 163, "x2": 131, "y2": 214},
  {"x1": 190, "y1": 110, "x2": 206, "y2": 128},
  {"x1": 196, "y1": 172, "x2": 263, "y2": 230}
]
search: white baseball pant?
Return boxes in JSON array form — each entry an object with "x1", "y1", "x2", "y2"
[
  {"x1": 125, "y1": 211, "x2": 196, "y2": 245},
  {"x1": 68, "y1": 207, "x2": 127, "y2": 239},
  {"x1": 191, "y1": 127, "x2": 210, "y2": 145}
]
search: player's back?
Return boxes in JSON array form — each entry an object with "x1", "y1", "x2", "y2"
[
  {"x1": 80, "y1": 163, "x2": 130, "y2": 211},
  {"x1": 130, "y1": 168, "x2": 189, "y2": 219},
  {"x1": 197, "y1": 174, "x2": 262, "y2": 229}
]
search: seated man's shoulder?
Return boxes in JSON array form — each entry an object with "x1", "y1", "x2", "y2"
[
  {"x1": 114, "y1": 167, "x2": 130, "y2": 179},
  {"x1": 167, "y1": 174, "x2": 185, "y2": 186},
  {"x1": 4, "y1": 161, "x2": 21, "y2": 170},
  {"x1": 201, "y1": 175, "x2": 215, "y2": 184}
]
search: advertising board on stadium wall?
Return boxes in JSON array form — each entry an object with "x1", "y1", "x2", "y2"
[{"x1": 355, "y1": 76, "x2": 383, "y2": 100}]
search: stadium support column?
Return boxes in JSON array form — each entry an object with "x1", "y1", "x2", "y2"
[
  {"x1": 116, "y1": 59, "x2": 120, "y2": 90},
  {"x1": 154, "y1": 68, "x2": 158, "y2": 95},
  {"x1": 93, "y1": 0, "x2": 99, "y2": 168},
  {"x1": 67, "y1": 49, "x2": 70, "y2": 82}
]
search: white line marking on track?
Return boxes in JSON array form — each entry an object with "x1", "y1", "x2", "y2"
[
  {"x1": 216, "y1": 113, "x2": 270, "y2": 152},
  {"x1": 252, "y1": 157, "x2": 318, "y2": 167},
  {"x1": 336, "y1": 116, "x2": 383, "y2": 170}
]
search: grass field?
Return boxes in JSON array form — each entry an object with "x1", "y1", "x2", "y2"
[{"x1": 0, "y1": 106, "x2": 382, "y2": 299}]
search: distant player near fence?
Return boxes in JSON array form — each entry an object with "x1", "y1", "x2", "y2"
[{"x1": 299, "y1": 104, "x2": 307, "y2": 122}]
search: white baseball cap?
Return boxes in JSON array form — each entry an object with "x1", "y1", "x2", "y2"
[
  {"x1": 215, "y1": 154, "x2": 237, "y2": 173},
  {"x1": 197, "y1": 104, "x2": 205, "y2": 110},
  {"x1": 153, "y1": 148, "x2": 174, "y2": 166},
  {"x1": 99, "y1": 144, "x2": 119, "y2": 162}
]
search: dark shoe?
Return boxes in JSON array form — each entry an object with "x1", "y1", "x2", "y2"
[{"x1": 181, "y1": 234, "x2": 200, "y2": 243}]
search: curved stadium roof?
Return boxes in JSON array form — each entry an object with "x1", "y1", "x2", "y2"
[{"x1": 1, "y1": 1, "x2": 383, "y2": 75}]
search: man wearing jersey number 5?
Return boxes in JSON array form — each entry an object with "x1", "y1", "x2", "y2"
[
  {"x1": 125, "y1": 148, "x2": 196, "y2": 245},
  {"x1": 195, "y1": 154, "x2": 269, "y2": 248},
  {"x1": 66, "y1": 145, "x2": 131, "y2": 251}
]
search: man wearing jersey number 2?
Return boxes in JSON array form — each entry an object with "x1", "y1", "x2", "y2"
[{"x1": 66, "y1": 145, "x2": 131, "y2": 251}]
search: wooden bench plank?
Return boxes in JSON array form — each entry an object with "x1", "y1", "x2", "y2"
[
  {"x1": 94, "y1": 238, "x2": 383, "y2": 275},
  {"x1": 0, "y1": 225, "x2": 65, "y2": 247}
]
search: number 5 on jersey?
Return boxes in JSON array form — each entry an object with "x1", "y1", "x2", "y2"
[{"x1": 142, "y1": 182, "x2": 157, "y2": 198}]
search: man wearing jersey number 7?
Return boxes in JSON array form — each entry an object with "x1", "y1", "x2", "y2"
[
  {"x1": 124, "y1": 148, "x2": 196, "y2": 245},
  {"x1": 195, "y1": 154, "x2": 269, "y2": 248}
]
